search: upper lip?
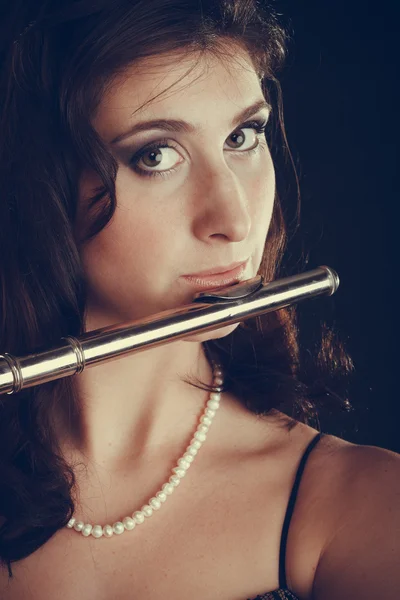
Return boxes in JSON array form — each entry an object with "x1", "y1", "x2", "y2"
[{"x1": 183, "y1": 259, "x2": 248, "y2": 277}]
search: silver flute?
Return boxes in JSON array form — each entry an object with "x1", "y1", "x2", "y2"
[{"x1": 0, "y1": 266, "x2": 339, "y2": 396}]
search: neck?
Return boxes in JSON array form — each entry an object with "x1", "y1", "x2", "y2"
[{"x1": 53, "y1": 340, "x2": 215, "y2": 472}]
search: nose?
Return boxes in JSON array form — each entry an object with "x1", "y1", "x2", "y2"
[{"x1": 191, "y1": 161, "x2": 252, "y2": 243}]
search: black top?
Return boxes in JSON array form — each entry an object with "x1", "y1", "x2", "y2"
[{"x1": 247, "y1": 431, "x2": 324, "y2": 600}]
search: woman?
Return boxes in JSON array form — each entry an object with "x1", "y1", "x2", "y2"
[{"x1": 0, "y1": 1, "x2": 399, "y2": 598}]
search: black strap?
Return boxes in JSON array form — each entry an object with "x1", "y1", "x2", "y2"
[{"x1": 278, "y1": 432, "x2": 324, "y2": 589}]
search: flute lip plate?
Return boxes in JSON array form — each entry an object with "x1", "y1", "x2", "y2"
[{"x1": 192, "y1": 276, "x2": 263, "y2": 302}]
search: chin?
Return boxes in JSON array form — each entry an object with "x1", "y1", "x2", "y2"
[{"x1": 183, "y1": 322, "x2": 240, "y2": 343}]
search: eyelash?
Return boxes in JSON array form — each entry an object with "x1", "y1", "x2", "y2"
[{"x1": 128, "y1": 119, "x2": 269, "y2": 180}]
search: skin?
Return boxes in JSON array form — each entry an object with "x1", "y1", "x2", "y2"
[{"x1": 56, "y1": 44, "x2": 276, "y2": 485}]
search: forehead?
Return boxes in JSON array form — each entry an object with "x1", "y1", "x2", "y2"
[{"x1": 94, "y1": 46, "x2": 263, "y2": 140}]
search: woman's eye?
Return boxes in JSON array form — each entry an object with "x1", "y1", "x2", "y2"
[
  {"x1": 129, "y1": 120, "x2": 268, "y2": 179},
  {"x1": 131, "y1": 143, "x2": 182, "y2": 179},
  {"x1": 225, "y1": 127, "x2": 262, "y2": 150}
]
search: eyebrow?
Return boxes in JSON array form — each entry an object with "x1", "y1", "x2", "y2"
[{"x1": 110, "y1": 99, "x2": 271, "y2": 145}]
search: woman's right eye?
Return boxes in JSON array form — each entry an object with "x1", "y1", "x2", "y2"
[{"x1": 129, "y1": 139, "x2": 183, "y2": 180}]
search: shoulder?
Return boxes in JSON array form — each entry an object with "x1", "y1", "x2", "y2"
[
  {"x1": 337, "y1": 437, "x2": 400, "y2": 495},
  {"x1": 316, "y1": 434, "x2": 400, "y2": 519},
  {"x1": 318, "y1": 434, "x2": 400, "y2": 535},
  {"x1": 311, "y1": 437, "x2": 400, "y2": 599},
  {"x1": 298, "y1": 429, "x2": 400, "y2": 539},
  {"x1": 274, "y1": 424, "x2": 399, "y2": 599}
]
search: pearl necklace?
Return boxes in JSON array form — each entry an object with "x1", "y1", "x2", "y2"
[{"x1": 66, "y1": 362, "x2": 223, "y2": 539}]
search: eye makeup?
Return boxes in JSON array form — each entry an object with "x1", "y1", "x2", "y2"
[{"x1": 127, "y1": 117, "x2": 269, "y2": 180}]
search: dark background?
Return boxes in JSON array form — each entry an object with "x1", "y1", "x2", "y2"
[{"x1": 275, "y1": 0, "x2": 399, "y2": 452}]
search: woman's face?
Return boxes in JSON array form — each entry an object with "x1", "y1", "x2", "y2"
[{"x1": 77, "y1": 46, "x2": 276, "y2": 334}]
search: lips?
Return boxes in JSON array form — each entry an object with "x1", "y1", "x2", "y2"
[
  {"x1": 184, "y1": 260, "x2": 248, "y2": 277},
  {"x1": 182, "y1": 259, "x2": 249, "y2": 290}
]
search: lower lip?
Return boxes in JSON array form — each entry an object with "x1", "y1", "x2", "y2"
[{"x1": 182, "y1": 261, "x2": 248, "y2": 290}]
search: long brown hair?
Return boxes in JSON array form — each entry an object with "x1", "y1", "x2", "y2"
[{"x1": 0, "y1": 0, "x2": 353, "y2": 576}]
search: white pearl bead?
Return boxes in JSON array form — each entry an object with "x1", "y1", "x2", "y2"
[
  {"x1": 82, "y1": 524, "x2": 93, "y2": 537},
  {"x1": 198, "y1": 424, "x2": 209, "y2": 434},
  {"x1": 186, "y1": 446, "x2": 198, "y2": 456},
  {"x1": 183, "y1": 452, "x2": 194, "y2": 463},
  {"x1": 194, "y1": 431, "x2": 206, "y2": 442},
  {"x1": 210, "y1": 392, "x2": 221, "y2": 400},
  {"x1": 149, "y1": 497, "x2": 162, "y2": 510},
  {"x1": 73, "y1": 520, "x2": 84, "y2": 532},
  {"x1": 190, "y1": 439, "x2": 202, "y2": 449},
  {"x1": 113, "y1": 521, "x2": 125, "y2": 535},
  {"x1": 162, "y1": 483, "x2": 174, "y2": 495},
  {"x1": 200, "y1": 415, "x2": 212, "y2": 426},
  {"x1": 214, "y1": 376, "x2": 224, "y2": 385},
  {"x1": 103, "y1": 525, "x2": 114, "y2": 537},
  {"x1": 207, "y1": 400, "x2": 219, "y2": 410},
  {"x1": 66, "y1": 517, "x2": 76, "y2": 528},
  {"x1": 172, "y1": 467, "x2": 186, "y2": 478},
  {"x1": 169, "y1": 475, "x2": 181, "y2": 486},
  {"x1": 91, "y1": 525, "x2": 104, "y2": 538},
  {"x1": 205, "y1": 408, "x2": 216, "y2": 418},
  {"x1": 133, "y1": 511, "x2": 145, "y2": 524},
  {"x1": 141, "y1": 505, "x2": 153, "y2": 517},
  {"x1": 178, "y1": 458, "x2": 191, "y2": 469},
  {"x1": 156, "y1": 491, "x2": 167, "y2": 503},
  {"x1": 123, "y1": 516, "x2": 136, "y2": 530}
]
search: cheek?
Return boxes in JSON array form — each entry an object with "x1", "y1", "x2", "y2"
[
  {"x1": 245, "y1": 149, "x2": 275, "y2": 272},
  {"x1": 78, "y1": 184, "x2": 187, "y2": 323},
  {"x1": 250, "y1": 148, "x2": 275, "y2": 229},
  {"x1": 80, "y1": 225, "x2": 177, "y2": 325},
  {"x1": 114, "y1": 169, "x2": 182, "y2": 254},
  {"x1": 82, "y1": 210, "x2": 172, "y2": 289},
  {"x1": 81, "y1": 170, "x2": 176, "y2": 274}
]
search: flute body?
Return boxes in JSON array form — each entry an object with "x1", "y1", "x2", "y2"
[{"x1": 0, "y1": 266, "x2": 339, "y2": 396}]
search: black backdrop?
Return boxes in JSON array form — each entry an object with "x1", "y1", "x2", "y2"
[{"x1": 275, "y1": 0, "x2": 399, "y2": 452}]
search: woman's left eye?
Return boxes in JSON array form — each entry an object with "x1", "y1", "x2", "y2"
[{"x1": 128, "y1": 119, "x2": 268, "y2": 180}]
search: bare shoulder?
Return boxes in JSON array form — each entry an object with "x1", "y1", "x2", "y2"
[
  {"x1": 292, "y1": 424, "x2": 400, "y2": 523},
  {"x1": 313, "y1": 430, "x2": 400, "y2": 508},
  {"x1": 270, "y1": 421, "x2": 399, "y2": 599},
  {"x1": 282, "y1": 418, "x2": 399, "y2": 478},
  {"x1": 319, "y1": 432, "x2": 400, "y2": 539},
  {"x1": 309, "y1": 433, "x2": 400, "y2": 599}
]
